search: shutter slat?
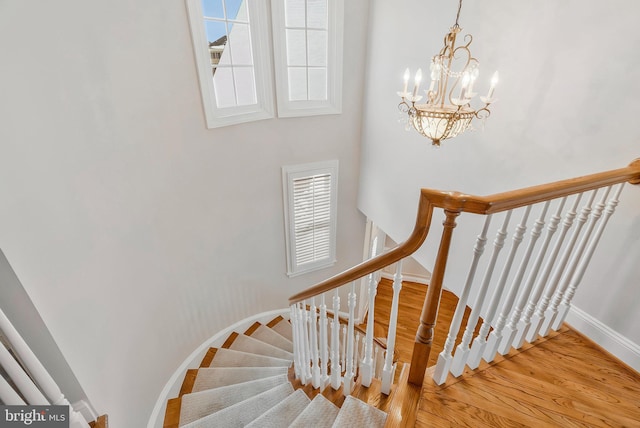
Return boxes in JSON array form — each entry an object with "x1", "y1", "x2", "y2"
[{"x1": 286, "y1": 165, "x2": 336, "y2": 273}]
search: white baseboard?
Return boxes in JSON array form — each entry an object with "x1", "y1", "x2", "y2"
[
  {"x1": 565, "y1": 305, "x2": 640, "y2": 373},
  {"x1": 146, "y1": 308, "x2": 290, "y2": 428}
]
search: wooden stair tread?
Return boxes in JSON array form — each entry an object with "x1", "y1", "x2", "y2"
[
  {"x1": 179, "y1": 369, "x2": 198, "y2": 396},
  {"x1": 88, "y1": 415, "x2": 108, "y2": 428},
  {"x1": 163, "y1": 397, "x2": 181, "y2": 428}
]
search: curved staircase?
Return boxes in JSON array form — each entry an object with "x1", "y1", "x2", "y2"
[
  {"x1": 158, "y1": 161, "x2": 640, "y2": 427},
  {"x1": 163, "y1": 316, "x2": 388, "y2": 427}
]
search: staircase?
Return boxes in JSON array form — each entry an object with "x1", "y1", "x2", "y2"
[
  {"x1": 163, "y1": 316, "x2": 388, "y2": 427},
  {"x1": 155, "y1": 160, "x2": 640, "y2": 427}
]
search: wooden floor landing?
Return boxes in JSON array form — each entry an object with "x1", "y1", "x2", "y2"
[
  {"x1": 417, "y1": 327, "x2": 640, "y2": 427},
  {"x1": 370, "y1": 279, "x2": 640, "y2": 427}
]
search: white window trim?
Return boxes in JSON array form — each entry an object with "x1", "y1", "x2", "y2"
[
  {"x1": 282, "y1": 160, "x2": 339, "y2": 277},
  {"x1": 271, "y1": 0, "x2": 344, "y2": 117},
  {"x1": 185, "y1": 0, "x2": 275, "y2": 128}
]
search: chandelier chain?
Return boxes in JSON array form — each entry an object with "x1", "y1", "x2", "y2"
[{"x1": 454, "y1": 0, "x2": 463, "y2": 27}]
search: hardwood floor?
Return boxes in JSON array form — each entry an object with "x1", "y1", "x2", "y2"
[
  {"x1": 367, "y1": 278, "x2": 640, "y2": 427},
  {"x1": 417, "y1": 328, "x2": 640, "y2": 427},
  {"x1": 360, "y1": 278, "x2": 478, "y2": 367}
]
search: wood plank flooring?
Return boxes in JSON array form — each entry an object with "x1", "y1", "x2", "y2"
[
  {"x1": 360, "y1": 278, "x2": 478, "y2": 367},
  {"x1": 417, "y1": 328, "x2": 640, "y2": 427},
  {"x1": 366, "y1": 279, "x2": 640, "y2": 427}
]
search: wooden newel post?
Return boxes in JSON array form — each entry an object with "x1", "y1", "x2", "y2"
[{"x1": 408, "y1": 209, "x2": 460, "y2": 386}]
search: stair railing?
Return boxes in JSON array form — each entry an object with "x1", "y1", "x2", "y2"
[
  {"x1": 0, "y1": 307, "x2": 90, "y2": 428},
  {"x1": 288, "y1": 159, "x2": 640, "y2": 393}
]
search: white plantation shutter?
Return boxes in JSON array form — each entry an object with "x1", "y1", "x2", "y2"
[
  {"x1": 283, "y1": 161, "x2": 338, "y2": 276},
  {"x1": 293, "y1": 174, "x2": 331, "y2": 264}
]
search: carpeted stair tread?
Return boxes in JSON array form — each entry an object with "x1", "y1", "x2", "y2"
[
  {"x1": 229, "y1": 333, "x2": 294, "y2": 360},
  {"x1": 181, "y1": 382, "x2": 295, "y2": 428},
  {"x1": 191, "y1": 366, "x2": 289, "y2": 392},
  {"x1": 244, "y1": 389, "x2": 310, "y2": 427},
  {"x1": 178, "y1": 374, "x2": 289, "y2": 426},
  {"x1": 269, "y1": 318, "x2": 293, "y2": 341},
  {"x1": 289, "y1": 393, "x2": 340, "y2": 428},
  {"x1": 206, "y1": 347, "x2": 292, "y2": 368},
  {"x1": 247, "y1": 324, "x2": 294, "y2": 353},
  {"x1": 331, "y1": 395, "x2": 388, "y2": 428},
  {"x1": 165, "y1": 315, "x2": 392, "y2": 428}
]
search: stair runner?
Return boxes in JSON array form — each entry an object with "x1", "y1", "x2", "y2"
[{"x1": 164, "y1": 316, "x2": 388, "y2": 427}]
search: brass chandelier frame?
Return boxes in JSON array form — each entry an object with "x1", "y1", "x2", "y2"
[{"x1": 398, "y1": 1, "x2": 496, "y2": 146}]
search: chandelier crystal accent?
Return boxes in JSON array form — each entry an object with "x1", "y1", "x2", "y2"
[{"x1": 398, "y1": 0, "x2": 498, "y2": 146}]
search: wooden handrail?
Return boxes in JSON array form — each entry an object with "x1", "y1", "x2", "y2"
[
  {"x1": 418, "y1": 158, "x2": 640, "y2": 215},
  {"x1": 289, "y1": 193, "x2": 435, "y2": 304},
  {"x1": 289, "y1": 159, "x2": 640, "y2": 305}
]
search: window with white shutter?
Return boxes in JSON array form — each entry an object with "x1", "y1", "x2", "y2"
[{"x1": 282, "y1": 160, "x2": 338, "y2": 276}]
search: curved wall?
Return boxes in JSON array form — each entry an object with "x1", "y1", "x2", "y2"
[
  {"x1": 0, "y1": 1, "x2": 370, "y2": 426},
  {"x1": 359, "y1": 1, "x2": 640, "y2": 348}
]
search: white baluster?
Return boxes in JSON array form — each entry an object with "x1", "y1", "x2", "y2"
[
  {"x1": 373, "y1": 346, "x2": 380, "y2": 379},
  {"x1": 548, "y1": 187, "x2": 610, "y2": 331},
  {"x1": 309, "y1": 297, "x2": 321, "y2": 388},
  {"x1": 327, "y1": 315, "x2": 334, "y2": 372},
  {"x1": 343, "y1": 282, "x2": 357, "y2": 395},
  {"x1": 0, "y1": 308, "x2": 89, "y2": 427},
  {"x1": 433, "y1": 215, "x2": 492, "y2": 384},
  {"x1": 555, "y1": 184, "x2": 624, "y2": 328},
  {"x1": 330, "y1": 290, "x2": 342, "y2": 390},
  {"x1": 0, "y1": 371, "x2": 26, "y2": 404},
  {"x1": 0, "y1": 334, "x2": 49, "y2": 404},
  {"x1": 512, "y1": 198, "x2": 566, "y2": 348},
  {"x1": 360, "y1": 272, "x2": 379, "y2": 387},
  {"x1": 483, "y1": 207, "x2": 531, "y2": 362},
  {"x1": 502, "y1": 201, "x2": 556, "y2": 351},
  {"x1": 381, "y1": 259, "x2": 403, "y2": 395},
  {"x1": 526, "y1": 195, "x2": 580, "y2": 342},
  {"x1": 290, "y1": 304, "x2": 302, "y2": 379},
  {"x1": 451, "y1": 213, "x2": 510, "y2": 376},
  {"x1": 540, "y1": 191, "x2": 597, "y2": 336},
  {"x1": 318, "y1": 294, "x2": 330, "y2": 389},
  {"x1": 354, "y1": 332, "x2": 361, "y2": 378},
  {"x1": 498, "y1": 203, "x2": 549, "y2": 355},
  {"x1": 340, "y1": 324, "x2": 347, "y2": 369},
  {"x1": 466, "y1": 212, "x2": 514, "y2": 370},
  {"x1": 299, "y1": 302, "x2": 311, "y2": 384}
]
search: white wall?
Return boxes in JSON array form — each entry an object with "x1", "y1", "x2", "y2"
[
  {"x1": 0, "y1": 249, "x2": 89, "y2": 409},
  {"x1": 0, "y1": 1, "x2": 369, "y2": 426},
  {"x1": 359, "y1": 0, "x2": 640, "y2": 347}
]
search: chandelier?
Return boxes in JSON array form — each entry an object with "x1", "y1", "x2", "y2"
[{"x1": 398, "y1": 0, "x2": 498, "y2": 146}]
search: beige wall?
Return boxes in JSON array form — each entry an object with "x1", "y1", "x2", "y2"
[
  {"x1": 0, "y1": 1, "x2": 370, "y2": 426},
  {"x1": 359, "y1": 1, "x2": 640, "y2": 348}
]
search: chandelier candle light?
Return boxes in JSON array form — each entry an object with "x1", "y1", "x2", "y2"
[{"x1": 398, "y1": 0, "x2": 498, "y2": 146}]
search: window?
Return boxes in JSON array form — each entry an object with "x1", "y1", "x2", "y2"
[
  {"x1": 271, "y1": 0, "x2": 343, "y2": 116},
  {"x1": 186, "y1": 0, "x2": 343, "y2": 127},
  {"x1": 186, "y1": 0, "x2": 275, "y2": 128},
  {"x1": 282, "y1": 160, "x2": 338, "y2": 276}
]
